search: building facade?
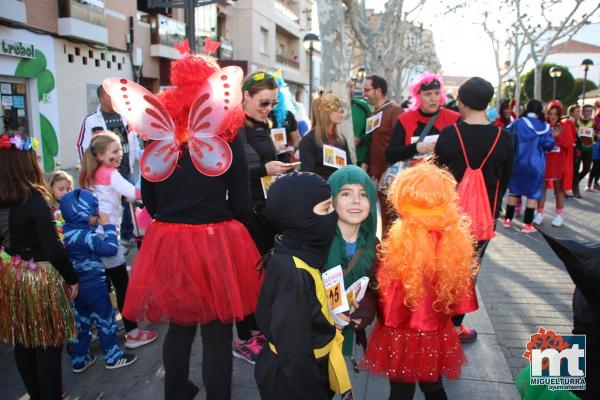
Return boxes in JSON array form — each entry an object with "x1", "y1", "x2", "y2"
[{"x1": 225, "y1": 0, "x2": 314, "y2": 103}]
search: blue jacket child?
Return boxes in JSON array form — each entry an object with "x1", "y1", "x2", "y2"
[
  {"x1": 61, "y1": 189, "x2": 137, "y2": 372},
  {"x1": 508, "y1": 114, "x2": 556, "y2": 200}
]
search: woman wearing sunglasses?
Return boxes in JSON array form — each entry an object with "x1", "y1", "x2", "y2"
[
  {"x1": 233, "y1": 71, "x2": 296, "y2": 365},
  {"x1": 299, "y1": 92, "x2": 352, "y2": 180}
]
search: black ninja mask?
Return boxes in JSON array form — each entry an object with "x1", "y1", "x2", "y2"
[{"x1": 263, "y1": 171, "x2": 338, "y2": 268}]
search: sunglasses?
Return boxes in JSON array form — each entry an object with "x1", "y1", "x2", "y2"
[{"x1": 258, "y1": 99, "x2": 279, "y2": 108}]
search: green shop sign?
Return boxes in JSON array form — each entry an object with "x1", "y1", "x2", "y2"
[{"x1": 1, "y1": 39, "x2": 35, "y2": 59}]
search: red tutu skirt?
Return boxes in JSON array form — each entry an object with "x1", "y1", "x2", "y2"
[
  {"x1": 362, "y1": 320, "x2": 466, "y2": 382},
  {"x1": 123, "y1": 219, "x2": 262, "y2": 325}
]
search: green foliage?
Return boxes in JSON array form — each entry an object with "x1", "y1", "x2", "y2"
[
  {"x1": 14, "y1": 50, "x2": 47, "y2": 78},
  {"x1": 522, "y1": 64, "x2": 575, "y2": 102},
  {"x1": 563, "y1": 78, "x2": 598, "y2": 107},
  {"x1": 14, "y1": 49, "x2": 58, "y2": 170},
  {"x1": 40, "y1": 113, "x2": 58, "y2": 172},
  {"x1": 36, "y1": 70, "x2": 55, "y2": 101}
]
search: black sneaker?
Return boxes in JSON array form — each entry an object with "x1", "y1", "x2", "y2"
[
  {"x1": 105, "y1": 353, "x2": 137, "y2": 370},
  {"x1": 72, "y1": 353, "x2": 97, "y2": 373}
]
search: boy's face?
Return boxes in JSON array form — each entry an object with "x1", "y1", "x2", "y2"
[
  {"x1": 334, "y1": 183, "x2": 370, "y2": 226},
  {"x1": 583, "y1": 107, "x2": 593, "y2": 120}
]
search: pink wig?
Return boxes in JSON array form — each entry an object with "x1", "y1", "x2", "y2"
[{"x1": 408, "y1": 73, "x2": 448, "y2": 111}]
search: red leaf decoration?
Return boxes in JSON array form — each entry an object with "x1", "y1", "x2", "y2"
[
  {"x1": 174, "y1": 39, "x2": 191, "y2": 55},
  {"x1": 204, "y1": 38, "x2": 221, "y2": 54}
]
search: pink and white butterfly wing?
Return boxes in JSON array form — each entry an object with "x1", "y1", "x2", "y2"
[
  {"x1": 140, "y1": 138, "x2": 180, "y2": 182},
  {"x1": 188, "y1": 136, "x2": 232, "y2": 177},
  {"x1": 102, "y1": 78, "x2": 175, "y2": 141},
  {"x1": 188, "y1": 66, "x2": 243, "y2": 138}
]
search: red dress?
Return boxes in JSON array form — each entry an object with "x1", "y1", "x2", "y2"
[
  {"x1": 363, "y1": 277, "x2": 478, "y2": 382},
  {"x1": 545, "y1": 120, "x2": 575, "y2": 189}
]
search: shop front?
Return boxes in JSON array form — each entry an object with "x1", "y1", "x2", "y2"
[{"x1": 0, "y1": 26, "x2": 60, "y2": 171}]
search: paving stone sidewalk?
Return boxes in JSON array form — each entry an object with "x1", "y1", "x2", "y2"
[{"x1": 478, "y1": 191, "x2": 599, "y2": 378}]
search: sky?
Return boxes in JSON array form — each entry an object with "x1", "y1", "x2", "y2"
[{"x1": 364, "y1": 0, "x2": 600, "y2": 85}]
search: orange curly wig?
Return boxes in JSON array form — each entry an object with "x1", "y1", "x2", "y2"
[
  {"x1": 378, "y1": 161, "x2": 476, "y2": 314},
  {"x1": 157, "y1": 54, "x2": 244, "y2": 143}
]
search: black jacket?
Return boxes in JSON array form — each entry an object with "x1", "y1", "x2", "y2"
[{"x1": 434, "y1": 121, "x2": 514, "y2": 218}]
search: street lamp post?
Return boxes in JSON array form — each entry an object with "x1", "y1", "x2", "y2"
[
  {"x1": 303, "y1": 33, "x2": 319, "y2": 103},
  {"x1": 506, "y1": 79, "x2": 515, "y2": 99},
  {"x1": 549, "y1": 66, "x2": 562, "y2": 100},
  {"x1": 581, "y1": 58, "x2": 594, "y2": 107}
]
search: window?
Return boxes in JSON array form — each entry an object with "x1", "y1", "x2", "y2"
[
  {"x1": 260, "y1": 28, "x2": 269, "y2": 54},
  {"x1": 0, "y1": 80, "x2": 29, "y2": 136}
]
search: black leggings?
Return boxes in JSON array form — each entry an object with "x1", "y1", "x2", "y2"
[
  {"x1": 14, "y1": 343, "x2": 63, "y2": 400},
  {"x1": 389, "y1": 379, "x2": 447, "y2": 400},
  {"x1": 588, "y1": 160, "x2": 600, "y2": 187},
  {"x1": 236, "y1": 314, "x2": 259, "y2": 341},
  {"x1": 106, "y1": 263, "x2": 137, "y2": 333},
  {"x1": 576, "y1": 150, "x2": 593, "y2": 186},
  {"x1": 163, "y1": 320, "x2": 233, "y2": 400}
]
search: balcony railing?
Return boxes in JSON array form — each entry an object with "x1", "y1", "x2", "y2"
[
  {"x1": 58, "y1": 0, "x2": 105, "y2": 27},
  {"x1": 276, "y1": 54, "x2": 299, "y2": 69},
  {"x1": 145, "y1": 14, "x2": 186, "y2": 47},
  {"x1": 274, "y1": 0, "x2": 299, "y2": 23}
]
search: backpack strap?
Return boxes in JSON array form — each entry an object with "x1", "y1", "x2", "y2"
[
  {"x1": 454, "y1": 125, "x2": 502, "y2": 170},
  {"x1": 454, "y1": 124, "x2": 471, "y2": 169},
  {"x1": 480, "y1": 128, "x2": 503, "y2": 169},
  {"x1": 455, "y1": 126, "x2": 503, "y2": 219}
]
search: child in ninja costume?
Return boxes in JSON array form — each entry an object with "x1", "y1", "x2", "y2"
[{"x1": 254, "y1": 171, "x2": 353, "y2": 400}]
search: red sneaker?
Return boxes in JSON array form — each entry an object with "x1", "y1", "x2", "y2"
[
  {"x1": 458, "y1": 325, "x2": 478, "y2": 343},
  {"x1": 124, "y1": 328, "x2": 158, "y2": 349}
]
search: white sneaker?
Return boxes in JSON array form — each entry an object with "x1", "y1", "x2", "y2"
[
  {"x1": 533, "y1": 212, "x2": 544, "y2": 225},
  {"x1": 552, "y1": 214, "x2": 564, "y2": 227}
]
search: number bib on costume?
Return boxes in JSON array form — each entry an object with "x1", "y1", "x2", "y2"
[
  {"x1": 365, "y1": 111, "x2": 382, "y2": 134},
  {"x1": 323, "y1": 144, "x2": 347, "y2": 169}
]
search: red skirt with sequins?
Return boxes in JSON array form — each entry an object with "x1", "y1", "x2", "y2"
[
  {"x1": 123, "y1": 219, "x2": 262, "y2": 326},
  {"x1": 362, "y1": 320, "x2": 466, "y2": 382}
]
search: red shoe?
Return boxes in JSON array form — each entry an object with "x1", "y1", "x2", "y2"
[
  {"x1": 458, "y1": 325, "x2": 478, "y2": 343},
  {"x1": 522, "y1": 224, "x2": 536, "y2": 234},
  {"x1": 124, "y1": 328, "x2": 158, "y2": 349}
]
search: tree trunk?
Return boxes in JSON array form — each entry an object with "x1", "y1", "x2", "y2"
[
  {"x1": 534, "y1": 63, "x2": 543, "y2": 100},
  {"x1": 317, "y1": 0, "x2": 356, "y2": 162}
]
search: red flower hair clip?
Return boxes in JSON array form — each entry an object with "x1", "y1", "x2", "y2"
[{"x1": 0, "y1": 134, "x2": 11, "y2": 150}]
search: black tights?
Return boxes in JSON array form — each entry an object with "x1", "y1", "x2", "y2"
[
  {"x1": 588, "y1": 160, "x2": 600, "y2": 188},
  {"x1": 576, "y1": 150, "x2": 592, "y2": 186},
  {"x1": 106, "y1": 263, "x2": 137, "y2": 333},
  {"x1": 14, "y1": 343, "x2": 63, "y2": 400},
  {"x1": 163, "y1": 320, "x2": 233, "y2": 400},
  {"x1": 390, "y1": 379, "x2": 447, "y2": 400}
]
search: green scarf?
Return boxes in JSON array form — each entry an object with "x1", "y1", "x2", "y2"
[{"x1": 325, "y1": 165, "x2": 378, "y2": 356}]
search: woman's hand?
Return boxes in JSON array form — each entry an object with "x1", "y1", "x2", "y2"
[
  {"x1": 416, "y1": 142, "x2": 435, "y2": 154},
  {"x1": 265, "y1": 161, "x2": 295, "y2": 176},
  {"x1": 68, "y1": 283, "x2": 79, "y2": 301}
]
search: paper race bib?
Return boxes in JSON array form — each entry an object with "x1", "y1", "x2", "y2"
[
  {"x1": 411, "y1": 134, "x2": 438, "y2": 160},
  {"x1": 322, "y1": 266, "x2": 349, "y2": 316},
  {"x1": 270, "y1": 127, "x2": 287, "y2": 145},
  {"x1": 578, "y1": 128, "x2": 594, "y2": 138},
  {"x1": 365, "y1": 112, "x2": 383, "y2": 134},
  {"x1": 323, "y1": 144, "x2": 347, "y2": 169},
  {"x1": 260, "y1": 176, "x2": 279, "y2": 198}
]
